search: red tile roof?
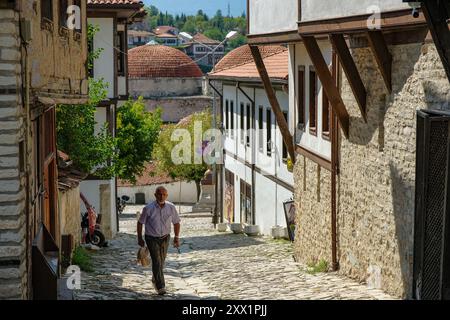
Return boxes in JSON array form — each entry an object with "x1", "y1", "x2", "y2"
[
  {"x1": 210, "y1": 45, "x2": 288, "y2": 81},
  {"x1": 155, "y1": 33, "x2": 178, "y2": 38},
  {"x1": 214, "y1": 45, "x2": 287, "y2": 73},
  {"x1": 128, "y1": 45, "x2": 203, "y2": 78},
  {"x1": 192, "y1": 33, "x2": 220, "y2": 45},
  {"x1": 118, "y1": 162, "x2": 177, "y2": 187}
]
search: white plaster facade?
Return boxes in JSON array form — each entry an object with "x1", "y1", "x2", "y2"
[{"x1": 222, "y1": 84, "x2": 294, "y2": 235}]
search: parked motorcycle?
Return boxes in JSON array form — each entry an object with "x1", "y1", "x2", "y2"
[
  {"x1": 117, "y1": 195, "x2": 130, "y2": 215},
  {"x1": 80, "y1": 192, "x2": 106, "y2": 247}
]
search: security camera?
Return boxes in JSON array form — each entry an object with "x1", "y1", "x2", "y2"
[{"x1": 405, "y1": 1, "x2": 421, "y2": 18}]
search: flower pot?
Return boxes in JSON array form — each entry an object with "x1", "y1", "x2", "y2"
[
  {"x1": 271, "y1": 225, "x2": 287, "y2": 239},
  {"x1": 244, "y1": 225, "x2": 260, "y2": 237},
  {"x1": 230, "y1": 223, "x2": 243, "y2": 234},
  {"x1": 217, "y1": 223, "x2": 228, "y2": 232}
]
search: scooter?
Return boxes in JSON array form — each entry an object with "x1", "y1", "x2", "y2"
[
  {"x1": 80, "y1": 192, "x2": 106, "y2": 247},
  {"x1": 117, "y1": 195, "x2": 130, "y2": 215}
]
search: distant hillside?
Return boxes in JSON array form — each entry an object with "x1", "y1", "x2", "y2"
[{"x1": 142, "y1": 0, "x2": 246, "y2": 17}]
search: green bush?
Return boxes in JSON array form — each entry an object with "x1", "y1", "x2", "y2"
[{"x1": 72, "y1": 246, "x2": 94, "y2": 272}]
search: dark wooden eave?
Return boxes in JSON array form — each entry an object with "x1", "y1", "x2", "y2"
[
  {"x1": 330, "y1": 34, "x2": 367, "y2": 122},
  {"x1": 421, "y1": 0, "x2": 450, "y2": 83},
  {"x1": 249, "y1": 45, "x2": 296, "y2": 162},
  {"x1": 302, "y1": 36, "x2": 350, "y2": 139},
  {"x1": 366, "y1": 30, "x2": 392, "y2": 93}
]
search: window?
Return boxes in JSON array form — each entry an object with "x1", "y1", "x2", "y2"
[
  {"x1": 266, "y1": 109, "x2": 272, "y2": 156},
  {"x1": 116, "y1": 31, "x2": 126, "y2": 76},
  {"x1": 240, "y1": 103, "x2": 245, "y2": 144},
  {"x1": 73, "y1": 0, "x2": 82, "y2": 32},
  {"x1": 59, "y1": 0, "x2": 68, "y2": 28},
  {"x1": 309, "y1": 67, "x2": 317, "y2": 135},
  {"x1": 41, "y1": 0, "x2": 53, "y2": 22},
  {"x1": 230, "y1": 101, "x2": 234, "y2": 138},
  {"x1": 88, "y1": 34, "x2": 94, "y2": 77},
  {"x1": 322, "y1": 84, "x2": 330, "y2": 140},
  {"x1": 246, "y1": 103, "x2": 251, "y2": 146},
  {"x1": 258, "y1": 106, "x2": 263, "y2": 152},
  {"x1": 225, "y1": 100, "x2": 229, "y2": 133},
  {"x1": 298, "y1": 66, "x2": 305, "y2": 130},
  {"x1": 240, "y1": 180, "x2": 252, "y2": 224},
  {"x1": 282, "y1": 112, "x2": 288, "y2": 161}
]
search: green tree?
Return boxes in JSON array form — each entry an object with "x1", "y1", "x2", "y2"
[
  {"x1": 153, "y1": 111, "x2": 213, "y2": 201},
  {"x1": 204, "y1": 28, "x2": 223, "y2": 41},
  {"x1": 116, "y1": 97, "x2": 162, "y2": 183},
  {"x1": 56, "y1": 79, "x2": 117, "y2": 179}
]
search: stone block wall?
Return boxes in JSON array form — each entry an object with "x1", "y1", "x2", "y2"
[
  {"x1": 292, "y1": 40, "x2": 450, "y2": 299},
  {"x1": 144, "y1": 96, "x2": 214, "y2": 123},
  {"x1": 59, "y1": 187, "x2": 82, "y2": 249},
  {"x1": 0, "y1": 8, "x2": 27, "y2": 299},
  {"x1": 293, "y1": 157, "x2": 332, "y2": 266}
]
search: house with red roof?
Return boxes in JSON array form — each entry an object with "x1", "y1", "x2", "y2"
[
  {"x1": 209, "y1": 45, "x2": 294, "y2": 236},
  {"x1": 128, "y1": 44, "x2": 213, "y2": 123},
  {"x1": 184, "y1": 33, "x2": 225, "y2": 70}
]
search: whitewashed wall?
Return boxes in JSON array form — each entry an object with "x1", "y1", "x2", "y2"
[
  {"x1": 301, "y1": 0, "x2": 409, "y2": 22},
  {"x1": 89, "y1": 17, "x2": 115, "y2": 99},
  {"x1": 221, "y1": 83, "x2": 294, "y2": 235},
  {"x1": 80, "y1": 179, "x2": 117, "y2": 239},
  {"x1": 118, "y1": 181, "x2": 198, "y2": 204},
  {"x1": 249, "y1": 0, "x2": 298, "y2": 35},
  {"x1": 292, "y1": 41, "x2": 332, "y2": 160}
]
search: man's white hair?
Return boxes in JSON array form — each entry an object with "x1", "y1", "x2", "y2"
[{"x1": 155, "y1": 186, "x2": 168, "y2": 193}]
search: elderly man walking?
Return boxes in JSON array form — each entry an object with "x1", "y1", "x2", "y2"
[{"x1": 137, "y1": 186, "x2": 181, "y2": 295}]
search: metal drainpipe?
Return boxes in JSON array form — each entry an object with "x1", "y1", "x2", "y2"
[
  {"x1": 208, "y1": 79, "x2": 223, "y2": 225},
  {"x1": 331, "y1": 49, "x2": 339, "y2": 271},
  {"x1": 237, "y1": 82, "x2": 256, "y2": 225}
]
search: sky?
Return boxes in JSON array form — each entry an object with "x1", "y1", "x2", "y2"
[{"x1": 143, "y1": 0, "x2": 247, "y2": 18}]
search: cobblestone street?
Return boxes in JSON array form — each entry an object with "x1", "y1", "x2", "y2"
[{"x1": 73, "y1": 207, "x2": 395, "y2": 300}]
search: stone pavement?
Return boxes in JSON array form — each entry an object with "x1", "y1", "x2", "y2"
[{"x1": 72, "y1": 208, "x2": 396, "y2": 300}]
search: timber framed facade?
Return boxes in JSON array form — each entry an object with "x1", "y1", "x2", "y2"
[
  {"x1": 0, "y1": 0, "x2": 88, "y2": 299},
  {"x1": 247, "y1": 0, "x2": 450, "y2": 298}
]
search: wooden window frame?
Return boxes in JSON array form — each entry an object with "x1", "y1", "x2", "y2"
[
  {"x1": 230, "y1": 100, "x2": 234, "y2": 138},
  {"x1": 282, "y1": 112, "x2": 288, "y2": 162},
  {"x1": 322, "y1": 82, "x2": 330, "y2": 140},
  {"x1": 297, "y1": 65, "x2": 305, "y2": 130},
  {"x1": 240, "y1": 102, "x2": 245, "y2": 144},
  {"x1": 258, "y1": 106, "x2": 264, "y2": 153},
  {"x1": 266, "y1": 108, "x2": 272, "y2": 157},
  {"x1": 225, "y1": 99, "x2": 229, "y2": 134},
  {"x1": 240, "y1": 179, "x2": 252, "y2": 224},
  {"x1": 246, "y1": 103, "x2": 251, "y2": 147},
  {"x1": 59, "y1": 0, "x2": 68, "y2": 28},
  {"x1": 117, "y1": 31, "x2": 126, "y2": 76},
  {"x1": 309, "y1": 66, "x2": 317, "y2": 136},
  {"x1": 41, "y1": 0, "x2": 54, "y2": 32}
]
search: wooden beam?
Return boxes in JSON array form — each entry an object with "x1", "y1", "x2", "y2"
[
  {"x1": 422, "y1": 0, "x2": 450, "y2": 83},
  {"x1": 249, "y1": 45, "x2": 296, "y2": 162},
  {"x1": 330, "y1": 34, "x2": 367, "y2": 122},
  {"x1": 301, "y1": 36, "x2": 350, "y2": 139},
  {"x1": 366, "y1": 30, "x2": 392, "y2": 93}
]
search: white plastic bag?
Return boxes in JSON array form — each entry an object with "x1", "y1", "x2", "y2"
[{"x1": 137, "y1": 247, "x2": 151, "y2": 267}]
